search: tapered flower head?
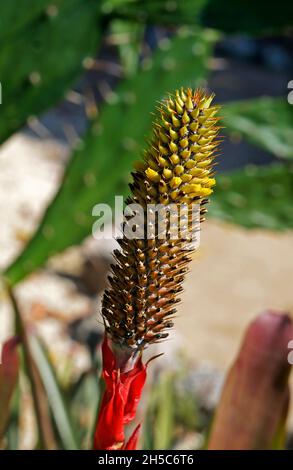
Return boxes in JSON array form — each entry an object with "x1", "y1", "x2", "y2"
[{"x1": 102, "y1": 88, "x2": 220, "y2": 351}]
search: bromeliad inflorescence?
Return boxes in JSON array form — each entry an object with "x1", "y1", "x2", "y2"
[{"x1": 94, "y1": 88, "x2": 220, "y2": 450}]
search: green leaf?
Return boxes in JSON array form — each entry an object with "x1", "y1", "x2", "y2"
[
  {"x1": 4, "y1": 382, "x2": 20, "y2": 450},
  {"x1": 210, "y1": 163, "x2": 293, "y2": 230},
  {"x1": 102, "y1": 0, "x2": 208, "y2": 25},
  {"x1": 223, "y1": 97, "x2": 293, "y2": 161},
  {"x1": 4, "y1": 28, "x2": 216, "y2": 285},
  {"x1": 70, "y1": 371, "x2": 101, "y2": 448},
  {"x1": 0, "y1": 0, "x2": 52, "y2": 40},
  {"x1": 110, "y1": 19, "x2": 144, "y2": 77},
  {"x1": 7, "y1": 284, "x2": 57, "y2": 449},
  {"x1": 153, "y1": 373, "x2": 174, "y2": 449},
  {"x1": 142, "y1": 372, "x2": 175, "y2": 450},
  {"x1": 0, "y1": 0, "x2": 101, "y2": 144},
  {"x1": 29, "y1": 335, "x2": 79, "y2": 450},
  {"x1": 202, "y1": 0, "x2": 293, "y2": 33}
]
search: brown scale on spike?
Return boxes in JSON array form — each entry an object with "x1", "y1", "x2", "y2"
[{"x1": 101, "y1": 88, "x2": 220, "y2": 350}]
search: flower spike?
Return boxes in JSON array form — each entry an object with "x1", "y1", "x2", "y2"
[
  {"x1": 102, "y1": 88, "x2": 220, "y2": 351},
  {"x1": 94, "y1": 88, "x2": 220, "y2": 450}
]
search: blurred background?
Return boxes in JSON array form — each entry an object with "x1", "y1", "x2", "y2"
[{"x1": 0, "y1": 0, "x2": 293, "y2": 450}]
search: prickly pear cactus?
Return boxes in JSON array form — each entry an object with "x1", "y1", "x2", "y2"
[
  {"x1": 4, "y1": 30, "x2": 215, "y2": 285},
  {"x1": 224, "y1": 97, "x2": 293, "y2": 161},
  {"x1": 0, "y1": 0, "x2": 101, "y2": 143},
  {"x1": 101, "y1": 0, "x2": 207, "y2": 25},
  {"x1": 210, "y1": 163, "x2": 293, "y2": 230}
]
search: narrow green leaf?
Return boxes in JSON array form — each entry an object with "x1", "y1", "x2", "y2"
[
  {"x1": 7, "y1": 284, "x2": 57, "y2": 449},
  {"x1": 29, "y1": 335, "x2": 78, "y2": 450},
  {"x1": 70, "y1": 371, "x2": 101, "y2": 448},
  {"x1": 210, "y1": 163, "x2": 293, "y2": 230},
  {"x1": 4, "y1": 382, "x2": 20, "y2": 450},
  {"x1": 4, "y1": 29, "x2": 216, "y2": 285},
  {"x1": 153, "y1": 373, "x2": 174, "y2": 450},
  {"x1": 223, "y1": 97, "x2": 293, "y2": 160}
]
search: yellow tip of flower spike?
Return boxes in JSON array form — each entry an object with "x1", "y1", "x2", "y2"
[{"x1": 142, "y1": 88, "x2": 219, "y2": 206}]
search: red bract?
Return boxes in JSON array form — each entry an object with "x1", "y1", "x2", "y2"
[
  {"x1": 0, "y1": 337, "x2": 20, "y2": 438},
  {"x1": 208, "y1": 311, "x2": 293, "y2": 450},
  {"x1": 93, "y1": 337, "x2": 147, "y2": 450}
]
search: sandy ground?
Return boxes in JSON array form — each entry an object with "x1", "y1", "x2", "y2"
[
  {"x1": 175, "y1": 221, "x2": 293, "y2": 369},
  {"x1": 0, "y1": 133, "x2": 293, "y2": 433}
]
